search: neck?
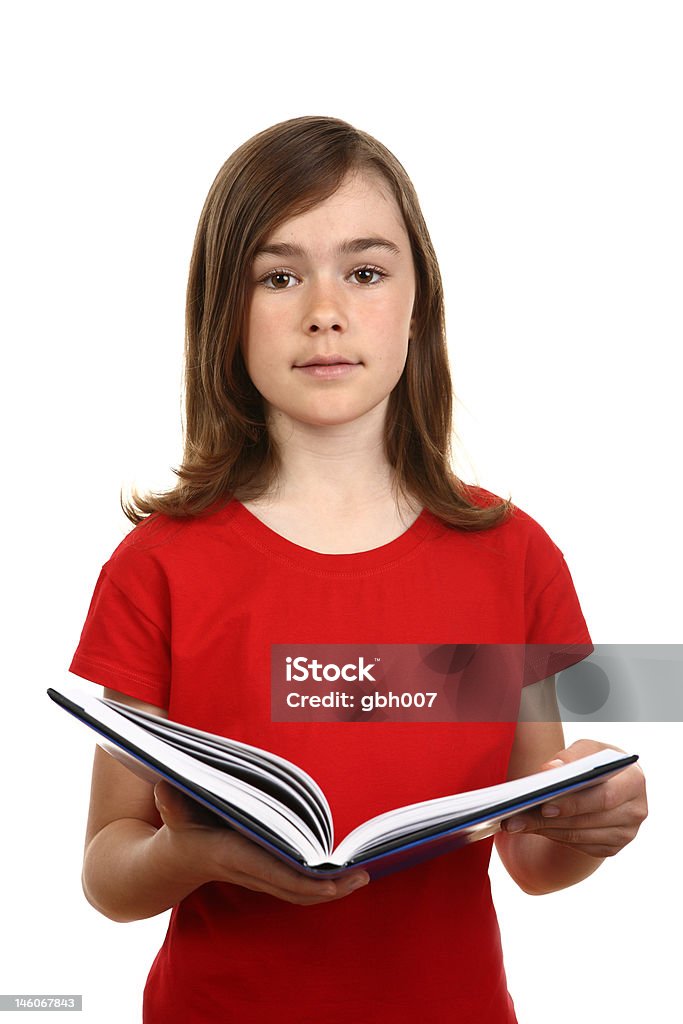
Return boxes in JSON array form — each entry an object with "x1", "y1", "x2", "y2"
[{"x1": 257, "y1": 403, "x2": 414, "y2": 516}]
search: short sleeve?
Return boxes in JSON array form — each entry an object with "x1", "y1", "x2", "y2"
[
  {"x1": 69, "y1": 544, "x2": 171, "y2": 708},
  {"x1": 522, "y1": 518, "x2": 593, "y2": 684},
  {"x1": 526, "y1": 555, "x2": 591, "y2": 644}
]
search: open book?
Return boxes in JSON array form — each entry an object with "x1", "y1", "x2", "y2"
[{"x1": 48, "y1": 685, "x2": 638, "y2": 880}]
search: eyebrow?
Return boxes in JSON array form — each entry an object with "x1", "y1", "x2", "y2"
[{"x1": 252, "y1": 236, "x2": 402, "y2": 261}]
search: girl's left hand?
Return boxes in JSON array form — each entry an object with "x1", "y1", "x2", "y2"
[{"x1": 501, "y1": 739, "x2": 648, "y2": 858}]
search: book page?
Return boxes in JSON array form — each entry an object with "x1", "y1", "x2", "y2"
[
  {"x1": 67, "y1": 691, "x2": 328, "y2": 862},
  {"x1": 105, "y1": 699, "x2": 331, "y2": 847}
]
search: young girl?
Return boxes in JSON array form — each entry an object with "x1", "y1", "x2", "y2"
[{"x1": 70, "y1": 115, "x2": 647, "y2": 1023}]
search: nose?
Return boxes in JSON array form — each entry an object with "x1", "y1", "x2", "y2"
[{"x1": 302, "y1": 277, "x2": 348, "y2": 334}]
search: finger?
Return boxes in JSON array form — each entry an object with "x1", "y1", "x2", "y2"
[
  {"x1": 503, "y1": 810, "x2": 642, "y2": 854},
  {"x1": 552, "y1": 740, "x2": 626, "y2": 762},
  {"x1": 226, "y1": 865, "x2": 371, "y2": 904},
  {"x1": 229, "y1": 866, "x2": 371, "y2": 904},
  {"x1": 504, "y1": 799, "x2": 645, "y2": 835},
  {"x1": 510, "y1": 761, "x2": 646, "y2": 828},
  {"x1": 217, "y1": 831, "x2": 370, "y2": 904},
  {"x1": 542, "y1": 773, "x2": 645, "y2": 827},
  {"x1": 536, "y1": 779, "x2": 624, "y2": 820},
  {"x1": 522, "y1": 826, "x2": 638, "y2": 858}
]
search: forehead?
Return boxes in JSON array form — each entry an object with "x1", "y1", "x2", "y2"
[{"x1": 262, "y1": 171, "x2": 407, "y2": 245}]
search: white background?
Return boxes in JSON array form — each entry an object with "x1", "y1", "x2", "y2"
[{"x1": 1, "y1": 1, "x2": 681, "y2": 1021}]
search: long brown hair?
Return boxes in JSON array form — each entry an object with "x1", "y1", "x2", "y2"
[{"x1": 122, "y1": 115, "x2": 513, "y2": 531}]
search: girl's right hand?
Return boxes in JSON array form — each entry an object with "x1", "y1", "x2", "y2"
[{"x1": 152, "y1": 779, "x2": 370, "y2": 906}]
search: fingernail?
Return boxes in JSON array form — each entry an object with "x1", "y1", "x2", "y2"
[
  {"x1": 542, "y1": 804, "x2": 561, "y2": 817},
  {"x1": 346, "y1": 874, "x2": 369, "y2": 890},
  {"x1": 505, "y1": 818, "x2": 526, "y2": 833},
  {"x1": 546, "y1": 759, "x2": 564, "y2": 768}
]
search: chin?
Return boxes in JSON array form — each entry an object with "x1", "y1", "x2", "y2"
[
  {"x1": 302, "y1": 412, "x2": 368, "y2": 428},
  {"x1": 267, "y1": 393, "x2": 390, "y2": 431},
  {"x1": 288, "y1": 403, "x2": 375, "y2": 428}
]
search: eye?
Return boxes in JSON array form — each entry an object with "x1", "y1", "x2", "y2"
[
  {"x1": 259, "y1": 270, "x2": 299, "y2": 290},
  {"x1": 352, "y1": 266, "x2": 386, "y2": 286}
]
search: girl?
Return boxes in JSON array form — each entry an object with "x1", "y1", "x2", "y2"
[{"x1": 71, "y1": 115, "x2": 647, "y2": 1023}]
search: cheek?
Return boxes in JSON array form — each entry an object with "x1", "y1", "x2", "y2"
[
  {"x1": 378, "y1": 292, "x2": 412, "y2": 334},
  {"x1": 374, "y1": 315, "x2": 410, "y2": 373},
  {"x1": 242, "y1": 307, "x2": 275, "y2": 376}
]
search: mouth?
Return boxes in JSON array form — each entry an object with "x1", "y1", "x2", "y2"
[
  {"x1": 293, "y1": 360, "x2": 361, "y2": 379},
  {"x1": 294, "y1": 354, "x2": 359, "y2": 368}
]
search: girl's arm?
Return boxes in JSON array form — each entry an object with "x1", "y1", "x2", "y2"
[
  {"x1": 494, "y1": 677, "x2": 647, "y2": 895},
  {"x1": 82, "y1": 689, "x2": 369, "y2": 922}
]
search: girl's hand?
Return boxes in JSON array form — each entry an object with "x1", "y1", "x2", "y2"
[
  {"x1": 501, "y1": 739, "x2": 648, "y2": 858},
  {"x1": 153, "y1": 779, "x2": 370, "y2": 905}
]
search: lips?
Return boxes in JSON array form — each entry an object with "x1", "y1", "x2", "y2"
[
  {"x1": 295, "y1": 354, "x2": 358, "y2": 368},
  {"x1": 293, "y1": 353, "x2": 361, "y2": 381}
]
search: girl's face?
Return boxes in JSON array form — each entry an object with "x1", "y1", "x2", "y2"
[{"x1": 243, "y1": 170, "x2": 416, "y2": 434}]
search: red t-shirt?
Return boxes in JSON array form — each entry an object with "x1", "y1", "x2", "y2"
[{"x1": 69, "y1": 490, "x2": 592, "y2": 1024}]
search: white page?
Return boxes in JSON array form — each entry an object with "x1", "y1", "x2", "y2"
[
  {"x1": 104, "y1": 697, "x2": 333, "y2": 838},
  {"x1": 106, "y1": 700, "x2": 331, "y2": 847},
  {"x1": 67, "y1": 688, "x2": 325, "y2": 863}
]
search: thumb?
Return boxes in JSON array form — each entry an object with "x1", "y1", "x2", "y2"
[
  {"x1": 539, "y1": 739, "x2": 621, "y2": 770},
  {"x1": 153, "y1": 779, "x2": 185, "y2": 821},
  {"x1": 154, "y1": 780, "x2": 218, "y2": 830}
]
